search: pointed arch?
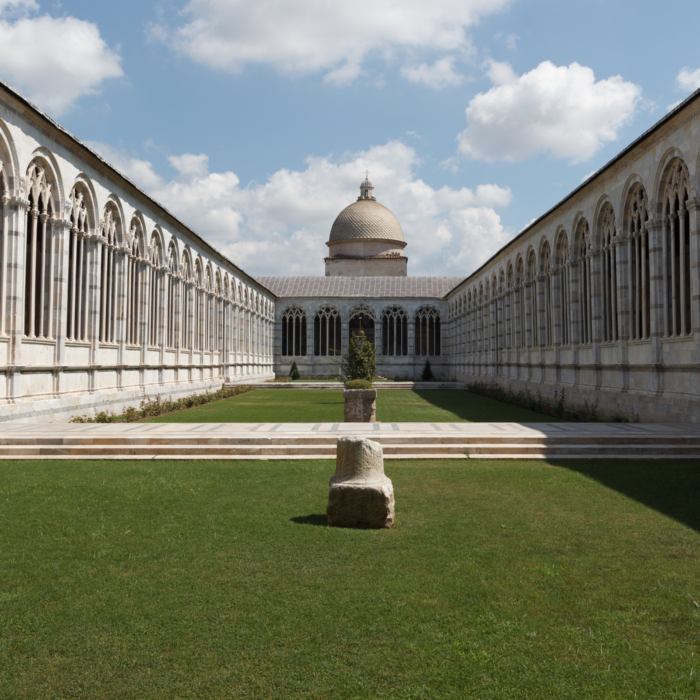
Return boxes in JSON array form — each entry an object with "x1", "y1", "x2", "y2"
[
  {"x1": 555, "y1": 229, "x2": 570, "y2": 345},
  {"x1": 381, "y1": 305, "x2": 408, "y2": 357},
  {"x1": 574, "y1": 217, "x2": 592, "y2": 344},
  {"x1": 659, "y1": 157, "x2": 691, "y2": 336},
  {"x1": 24, "y1": 157, "x2": 60, "y2": 339},
  {"x1": 314, "y1": 304, "x2": 342, "y2": 356},
  {"x1": 415, "y1": 305, "x2": 441, "y2": 357},
  {"x1": 597, "y1": 202, "x2": 618, "y2": 342},
  {"x1": 98, "y1": 200, "x2": 122, "y2": 344},
  {"x1": 281, "y1": 306, "x2": 307, "y2": 357}
]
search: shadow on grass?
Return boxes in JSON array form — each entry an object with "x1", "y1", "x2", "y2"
[
  {"x1": 290, "y1": 514, "x2": 328, "y2": 526},
  {"x1": 410, "y1": 389, "x2": 557, "y2": 422},
  {"x1": 556, "y1": 459, "x2": 700, "y2": 533}
]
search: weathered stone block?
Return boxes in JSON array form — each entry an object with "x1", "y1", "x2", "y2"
[
  {"x1": 343, "y1": 389, "x2": 377, "y2": 422},
  {"x1": 327, "y1": 436, "x2": 394, "y2": 528}
]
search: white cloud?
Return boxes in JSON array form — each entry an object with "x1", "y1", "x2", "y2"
[
  {"x1": 401, "y1": 57, "x2": 464, "y2": 89},
  {"x1": 89, "y1": 139, "x2": 513, "y2": 277},
  {"x1": 458, "y1": 60, "x2": 642, "y2": 163},
  {"x1": 677, "y1": 67, "x2": 700, "y2": 93},
  {"x1": 0, "y1": 10, "x2": 122, "y2": 115},
  {"x1": 160, "y1": 0, "x2": 511, "y2": 84},
  {"x1": 0, "y1": 0, "x2": 37, "y2": 13},
  {"x1": 494, "y1": 32, "x2": 518, "y2": 50}
]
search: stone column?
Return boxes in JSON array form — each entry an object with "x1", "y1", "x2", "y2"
[
  {"x1": 6, "y1": 195, "x2": 28, "y2": 400},
  {"x1": 647, "y1": 218, "x2": 665, "y2": 366}
]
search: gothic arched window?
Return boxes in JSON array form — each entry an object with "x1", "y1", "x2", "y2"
[
  {"x1": 575, "y1": 219, "x2": 592, "y2": 344},
  {"x1": 99, "y1": 203, "x2": 120, "y2": 344},
  {"x1": 282, "y1": 307, "x2": 307, "y2": 356},
  {"x1": 67, "y1": 183, "x2": 91, "y2": 342},
  {"x1": 627, "y1": 185, "x2": 650, "y2": 339},
  {"x1": 166, "y1": 242, "x2": 177, "y2": 349},
  {"x1": 314, "y1": 306, "x2": 341, "y2": 356},
  {"x1": 663, "y1": 160, "x2": 691, "y2": 337},
  {"x1": 599, "y1": 205, "x2": 618, "y2": 342},
  {"x1": 415, "y1": 306, "x2": 441, "y2": 356},
  {"x1": 556, "y1": 232, "x2": 570, "y2": 346},
  {"x1": 148, "y1": 235, "x2": 162, "y2": 347},
  {"x1": 382, "y1": 306, "x2": 408, "y2": 356},
  {"x1": 126, "y1": 220, "x2": 142, "y2": 346},
  {"x1": 25, "y1": 163, "x2": 55, "y2": 340},
  {"x1": 349, "y1": 306, "x2": 375, "y2": 346}
]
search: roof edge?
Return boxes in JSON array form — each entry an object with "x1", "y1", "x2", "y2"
[{"x1": 0, "y1": 80, "x2": 273, "y2": 298}]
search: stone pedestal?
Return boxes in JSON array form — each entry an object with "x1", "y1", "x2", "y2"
[
  {"x1": 327, "y1": 436, "x2": 394, "y2": 529},
  {"x1": 343, "y1": 389, "x2": 377, "y2": 422}
]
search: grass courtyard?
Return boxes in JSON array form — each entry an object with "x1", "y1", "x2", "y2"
[
  {"x1": 142, "y1": 389, "x2": 558, "y2": 423},
  {"x1": 1, "y1": 458, "x2": 699, "y2": 698}
]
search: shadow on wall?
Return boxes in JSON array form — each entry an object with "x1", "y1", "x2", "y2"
[{"x1": 555, "y1": 460, "x2": 700, "y2": 535}]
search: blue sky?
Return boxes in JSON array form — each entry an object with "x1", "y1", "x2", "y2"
[{"x1": 1, "y1": 0, "x2": 698, "y2": 277}]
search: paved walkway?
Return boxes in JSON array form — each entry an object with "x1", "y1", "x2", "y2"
[{"x1": 5, "y1": 422, "x2": 700, "y2": 438}]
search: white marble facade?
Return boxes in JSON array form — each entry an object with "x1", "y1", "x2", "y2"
[
  {"x1": 0, "y1": 84, "x2": 275, "y2": 422},
  {"x1": 445, "y1": 91, "x2": 700, "y2": 422},
  {"x1": 3, "y1": 78, "x2": 700, "y2": 423}
]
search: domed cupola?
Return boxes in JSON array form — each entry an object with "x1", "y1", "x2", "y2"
[{"x1": 325, "y1": 175, "x2": 408, "y2": 277}]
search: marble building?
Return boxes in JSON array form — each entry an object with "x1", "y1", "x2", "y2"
[
  {"x1": 2, "y1": 75, "x2": 700, "y2": 423},
  {"x1": 0, "y1": 81, "x2": 275, "y2": 423}
]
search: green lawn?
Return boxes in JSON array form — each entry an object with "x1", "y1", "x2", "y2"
[
  {"x1": 1, "y1": 459, "x2": 699, "y2": 698},
  {"x1": 143, "y1": 389, "x2": 559, "y2": 423}
]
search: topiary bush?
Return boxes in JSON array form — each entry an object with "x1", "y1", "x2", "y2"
[
  {"x1": 421, "y1": 359, "x2": 434, "y2": 381},
  {"x1": 345, "y1": 379, "x2": 373, "y2": 390},
  {"x1": 289, "y1": 361, "x2": 300, "y2": 380}
]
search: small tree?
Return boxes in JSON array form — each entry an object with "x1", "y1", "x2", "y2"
[
  {"x1": 421, "y1": 359, "x2": 434, "y2": 382},
  {"x1": 289, "y1": 361, "x2": 300, "y2": 380},
  {"x1": 339, "y1": 331, "x2": 375, "y2": 383}
]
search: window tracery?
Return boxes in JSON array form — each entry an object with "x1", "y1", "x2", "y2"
[
  {"x1": 24, "y1": 163, "x2": 55, "y2": 340},
  {"x1": 628, "y1": 185, "x2": 650, "y2": 340},
  {"x1": 126, "y1": 219, "x2": 142, "y2": 346},
  {"x1": 382, "y1": 305, "x2": 408, "y2": 356},
  {"x1": 99, "y1": 203, "x2": 119, "y2": 344},
  {"x1": 556, "y1": 232, "x2": 570, "y2": 346},
  {"x1": 600, "y1": 205, "x2": 618, "y2": 342},
  {"x1": 282, "y1": 306, "x2": 307, "y2": 356},
  {"x1": 314, "y1": 305, "x2": 341, "y2": 356},
  {"x1": 415, "y1": 306, "x2": 441, "y2": 356},
  {"x1": 575, "y1": 219, "x2": 592, "y2": 344},
  {"x1": 663, "y1": 160, "x2": 691, "y2": 337},
  {"x1": 67, "y1": 183, "x2": 91, "y2": 342}
]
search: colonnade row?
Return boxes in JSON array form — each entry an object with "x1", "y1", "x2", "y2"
[
  {"x1": 447, "y1": 157, "x2": 697, "y2": 357},
  {"x1": 279, "y1": 304, "x2": 442, "y2": 359},
  {"x1": 0, "y1": 143, "x2": 275, "y2": 411}
]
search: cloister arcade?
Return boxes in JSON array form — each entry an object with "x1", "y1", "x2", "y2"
[
  {"x1": 445, "y1": 136, "x2": 700, "y2": 422},
  {"x1": 0, "y1": 94, "x2": 275, "y2": 422}
]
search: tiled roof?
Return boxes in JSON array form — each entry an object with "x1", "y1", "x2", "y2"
[
  {"x1": 256, "y1": 276, "x2": 465, "y2": 299},
  {"x1": 329, "y1": 199, "x2": 404, "y2": 242}
]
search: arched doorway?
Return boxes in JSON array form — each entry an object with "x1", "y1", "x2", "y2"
[{"x1": 349, "y1": 307, "x2": 375, "y2": 345}]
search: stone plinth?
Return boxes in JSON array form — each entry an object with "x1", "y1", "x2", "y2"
[
  {"x1": 343, "y1": 389, "x2": 377, "y2": 422},
  {"x1": 327, "y1": 436, "x2": 394, "y2": 528}
]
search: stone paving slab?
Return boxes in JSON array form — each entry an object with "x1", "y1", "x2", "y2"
[{"x1": 4, "y1": 422, "x2": 700, "y2": 438}]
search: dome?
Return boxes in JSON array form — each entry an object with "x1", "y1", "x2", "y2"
[{"x1": 329, "y1": 198, "x2": 405, "y2": 243}]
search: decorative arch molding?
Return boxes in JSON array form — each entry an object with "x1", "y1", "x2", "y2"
[
  {"x1": 652, "y1": 147, "x2": 688, "y2": 215},
  {"x1": 349, "y1": 304, "x2": 375, "y2": 321},
  {"x1": 618, "y1": 173, "x2": 645, "y2": 229},
  {"x1": 415, "y1": 305, "x2": 441, "y2": 357},
  {"x1": 149, "y1": 227, "x2": 166, "y2": 266},
  {"x1": 314, "y1": 304, "x2": 341, "y2": 357},
  {"x1": 28, "y1": 147, "x2": 63, "y2": 212},
  {"x1": 281, "y1": 305, "x2": 307, "y2": 357},
  {"x1": 592, "y1": 196, "x2": 616, "y2": 247},
  {"x1": 128, "y1": 212, "x2": 147, "y2": 256},
  {"x1": 102, "y1": 195, "x2": 125, "y2": 245},
  {"x1": 70, "y1": 173, "x2": 99, "y2": 231}
]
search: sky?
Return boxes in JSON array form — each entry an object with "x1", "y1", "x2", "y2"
[{"x1": 0, "y1": 0, "x2": 699, "y2": 277}]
